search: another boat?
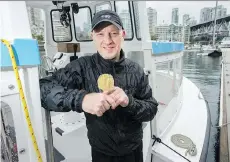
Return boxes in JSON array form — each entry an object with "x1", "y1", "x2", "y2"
[
  {"x1": 197, "y1": 45, "x2": 222, "y2": 57},
  {"x1": 207, "y1": 50, "x2": 222, "y2": 57},
  {"x1": 207, "y1": 0, "x2": 222, "y2": 57},
  {"x1": 201, "y1": 45, "x2": 216, "y2": 53}
]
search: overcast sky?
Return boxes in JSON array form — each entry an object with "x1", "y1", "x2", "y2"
[{"x1": 146, "y1": 1, "x2": 230, "y2": 25}]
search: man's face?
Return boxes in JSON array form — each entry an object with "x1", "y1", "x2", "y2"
[{"x1": 91, "y1": 23, "x2": 125, "y2": 60}]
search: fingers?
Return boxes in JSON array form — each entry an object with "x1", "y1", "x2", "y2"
[
  {"x1": 102, "y1": 100, "x2": 110, "y2": 110},
  {"x1": 95, "y1": 93, "x2": 116, "y2": 117},
  {"x1": 104, "y1": 95, "x2": 117, "y2": 109},
  {"x1": 109, "y1": 87, "x2": 129, "y2": 107},
  {"x1": 120, "y1": 97, "x2": 129, "y2": 107},
  {"x1": 94, "y1": 87, "x2": 127, "y2": 117},
  {"x1": 114, "y1": 95, "x2": 123, "y2": 105},
  {"x1": 109, "y1": 88, "x2": 121, "y2": 100},
  {"x1": 96, "y1": 110, "x2": 103, "y2": 117},
  {"x1": 110, "y1": 87, "x2": 121, "y2": 96},
  {"x1": 95, "y1": 104, "x2": 106, "y2": 117},
  {"x1": 114, "y1": 95, "x2": 129, "y2": 107},
  {"x1": 103, "y1": 88, "x2": 116, "y2": 95}
]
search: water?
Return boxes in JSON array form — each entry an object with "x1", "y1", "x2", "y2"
[{"x1": 183, "y1": 51, "x2": 222, "y2": 162}]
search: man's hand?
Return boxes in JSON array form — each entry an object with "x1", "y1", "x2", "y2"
[
  {"x1": 82, "y1": 93, "x2": 116, "y2": 117},
  {"x1": 107, "y1": 87, "x2": 129, "y2": 108}
]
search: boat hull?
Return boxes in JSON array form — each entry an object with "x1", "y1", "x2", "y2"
[{"x1": 208, "y1": 50, "x2": 222, "y2": 57}]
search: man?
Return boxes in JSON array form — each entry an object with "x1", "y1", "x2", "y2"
[{"x1": 39, "y1": 10, "x2": 158, "y2": 162}]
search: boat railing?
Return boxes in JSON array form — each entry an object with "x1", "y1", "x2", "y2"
[{"x1": 127, "y1": 41, "x2": 184, "y2": 137}]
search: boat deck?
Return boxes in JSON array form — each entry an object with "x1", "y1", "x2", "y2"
[{"x1": 152, "y1": 77, "x2": 210, "y2": 162}]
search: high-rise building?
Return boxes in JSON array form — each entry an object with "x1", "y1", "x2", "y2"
[
  {"x1": 183, "y1": 25, "x2": 190, "y2": 44},
  {"x1": 183, "y1": 14, "x2": 190, "y2": 26},
  {"x1": 210, "y1": 5, "x2": 227, "y2": 20},
  {"x1": 188, "y1": 17, "x2": 197, "y2": 26},
  {"x1": 200, "y1": 7, "x2": 212, "y2": 23},
  {"x1": 200, "y1": 5, "x2": 227, "y2": 23},
  {"x1": 171, "y1": 8, "x2": 179, "y2": 25},
  {"x1": 147, "y1": 7, "x2": 157, "y2": 37},
  {"x1": 155, "y1": 25, "x2": 170, "y2": 41},
  {"x1": 168, "y1": 24, "x2": 183, "y2": 41},
  {"x1": 156, "y1": 24, "x2": 184, "y2": 42}
]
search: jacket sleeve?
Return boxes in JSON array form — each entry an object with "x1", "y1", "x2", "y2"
[
  {"x1": 39, "y1": 59, "x2": 88, "y2": 112},
  {"x1": 125, "y1": 68, "x2": 158, "y2": 122}
]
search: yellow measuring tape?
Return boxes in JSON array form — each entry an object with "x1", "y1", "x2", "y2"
[{"x1": 1, "y1": 39, "x2": 43, "y2": 162}]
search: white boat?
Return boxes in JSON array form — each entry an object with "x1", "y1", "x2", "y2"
[
  {"x1": 184, "y1": 44, "x2": 202, "y2": 52},
  {"x1": 0, "y1": 1, "x2": 210, "y2": 162},
  {"x1": 201, "y1": 45, "x2": 217, "y2": 53},
  {"x1": 197, "y1": 53, "x2": 209, "y2": 56},
  {"x1": 192, "y1": 44, "x2": 202, "y2": 50},
  {"x1": 197, "y1": 45, "x2": 221, "y2": 57}
]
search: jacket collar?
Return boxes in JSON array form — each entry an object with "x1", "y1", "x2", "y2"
[{"x1": 95, "y1": 49, "x2": 125, "y2": 68}]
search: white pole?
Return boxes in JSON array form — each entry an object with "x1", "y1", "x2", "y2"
[{"x1": 212, "y1": 0, "x2": 218, "y2": 47}]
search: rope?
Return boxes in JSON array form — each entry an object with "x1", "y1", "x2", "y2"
[
  {"x1": 171, "y1": 134, "x2": 197, "y2": 156},
  {"x1": 152, "y1": 135, "x2": 191, "y2": 162},
  {"x1": 1, "y1": 39, "x2": 43, "y2": 162}
]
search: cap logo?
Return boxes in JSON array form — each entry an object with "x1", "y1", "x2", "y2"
[{"x1": 101, "y1": 15, "x2": 111, "y2": 19}]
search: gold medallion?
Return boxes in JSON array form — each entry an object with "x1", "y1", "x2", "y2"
[{"x1": 97, "y1": 74, "x2": 114, "y2": 92}]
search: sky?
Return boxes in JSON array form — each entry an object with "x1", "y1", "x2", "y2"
[{"x1": 146, "y1": 1, "x2": 230, "y2": 25}]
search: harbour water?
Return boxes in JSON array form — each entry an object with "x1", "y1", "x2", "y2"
[{"x1": 183, "y1": 51, "x2": 222, "y2": 162}]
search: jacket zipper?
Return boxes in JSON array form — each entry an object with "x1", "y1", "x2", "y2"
[{"x1": 112, "y1": 63, "x2": 120, "y2": 143}]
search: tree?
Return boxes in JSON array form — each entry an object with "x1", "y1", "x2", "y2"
[
  {"x1": 151, "y1": 35, "x2": 158, "y2": 40},
  {"x1": 31, "y1": 24, "x2": 44, "y2": 43},
  {"x1": 32, "y1": 34, "x2": 44, "y2": 43},
  {"x1": 36, "y1": 35, "x2": 44, "y2": 42}
]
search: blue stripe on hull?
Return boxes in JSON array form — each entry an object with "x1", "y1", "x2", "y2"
[{"x1": 152, "y1": 42, "x2": 184, "y2": 55}]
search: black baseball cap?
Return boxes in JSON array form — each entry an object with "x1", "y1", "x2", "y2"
[{"x1": 91, "y1": 10, "x2": 123, "y2": 31}]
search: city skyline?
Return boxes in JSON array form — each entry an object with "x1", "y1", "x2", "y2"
[
  {"x1": 39, "y1": 1, "x2": 230, "y2": 27},
  {"x1": 146, "y1": 1, "x2": 230, "y2": 25},
  {"x1": 30, "y1": 1, "x2": 230, "y2": 42}
]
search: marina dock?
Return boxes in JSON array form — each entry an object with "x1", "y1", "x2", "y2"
[{"x1": 219, "y1": 48, "x2": 230, "y2": 162}]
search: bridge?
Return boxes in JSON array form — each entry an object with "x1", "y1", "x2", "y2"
[{"x1": 190, "y1": 15, "x2": 230, "y2": 42}]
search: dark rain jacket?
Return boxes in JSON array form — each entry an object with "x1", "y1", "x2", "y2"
[{"x1": 39, "y1": 50, "x2": 158, "y2": 156}]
